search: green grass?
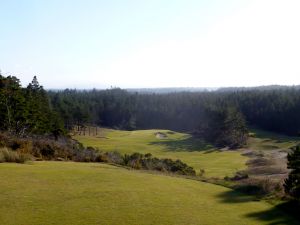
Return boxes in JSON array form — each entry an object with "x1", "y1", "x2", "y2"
[
  {"x1": 0, "y1": 162, "x2": 297, "y2": 225},
  {"x1": 74, "y1": 129, "x2": 247, "y2": 178}
]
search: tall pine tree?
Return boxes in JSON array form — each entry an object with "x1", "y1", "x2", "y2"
[
  {"x1": 26, "y1": 76, "x2": 52, "y2": 133},
  {"x1": 284, "y1": 145, "x2": 300, "y2": 199},
  {"x1": 0, "y1": 74, "x2": 27, "y2": 134}
]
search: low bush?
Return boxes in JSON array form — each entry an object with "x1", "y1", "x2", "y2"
[
  {"x1": 229, "y1": 171, "x2": 249, "y2": 181},
  {"x1": 123, "y1": 152, "x2": 196, "y2": 175},
  {"x1": 0, "y1": 132, "x2": 196, "y2": 176},
  {"x1": 199, "y1": 169, "x2": 205, "y2": 177},
  {"x1": 235, "y1": 177, "x2": 283, "y2": 197},
  {"x1": 105, "y1": 151, "x2": 123, "y2": 164}
]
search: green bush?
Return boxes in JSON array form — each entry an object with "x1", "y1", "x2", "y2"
[
  {"x1": 0, "y1": 133, "x2": 196, "y2": 176},
  {"x1": 123, "y1": 152, "x2": 196, "y2": 175}
]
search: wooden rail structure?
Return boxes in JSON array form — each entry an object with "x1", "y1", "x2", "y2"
[{"x1": 73, "y1": 125, "x2": 100, "y2": 136}]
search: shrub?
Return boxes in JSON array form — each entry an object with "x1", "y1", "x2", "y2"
[
  {"x1": 230, "y1": 171, "x2": 249, "y2": 181},
  {"x1": 199, "y1": 169, "x2": 205, "y2": 177},
  {"x1": 123, "y1": 153, "x2": 196, "y2": 175},
  {"x1": 0, "y1": 151, "x2": 4, "y2": 163},
  {"x1": 73, "y1": 147, "x2": 101, "y2": 162},
  {"x1": 0, "y1": 133, "x2": 196, "y2": 176},
  {"x1": 0, "y1": 148, "x2": 31, "y2": 163},
  {"x1": 105, "y1": 151, "x2": 123, "y2": 164},
  {"x1": 236, "y1": 177, "x2": 283, "y2": 196},
  {"x1": 40, "y1": 144, "x2": 55, "y2": 158}
]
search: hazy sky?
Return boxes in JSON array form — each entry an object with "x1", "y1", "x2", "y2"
[{"x1": 1, "y1": 0, "x2": 300, "y2": 89}]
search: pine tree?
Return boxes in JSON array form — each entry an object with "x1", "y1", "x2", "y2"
[
  {"x1": 284, "y1": 145, "x2": 300, "y2": 199},
  {"x1": 26, "y1": 76, "x2": 52, "y2": 133},
  {"x1": 218, "y1": 108, "x2": 248, "y2": 149},
  {"x1": 0, "y1": 75, "x2": 27, "y2": 134}
]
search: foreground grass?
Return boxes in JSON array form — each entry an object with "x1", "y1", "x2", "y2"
[
  {"x1": 0, "y1": 162, "x2": 297, "y2": 225},
  {"x1": 74, "y1": 129, "x2": 247, "y2": 178}
]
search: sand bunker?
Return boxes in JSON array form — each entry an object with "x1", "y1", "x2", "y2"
[{"x1": 155, "y1": 132, "x2": 168, "y2": 139}]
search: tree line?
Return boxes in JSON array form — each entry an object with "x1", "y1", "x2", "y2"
[
  {"x1": 0, "y1": 74, "x2": 64, "y2": 138},
  {"x1": 48, "y1": 86, "x2": 300, "y2": 148},
  {"x1": 48, "y1": 87, "x2": 300, "y2": 136}
]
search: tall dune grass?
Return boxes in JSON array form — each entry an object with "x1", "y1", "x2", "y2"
[{"x1": 0, "y1": 148, "x2": 31, "y2": 163}]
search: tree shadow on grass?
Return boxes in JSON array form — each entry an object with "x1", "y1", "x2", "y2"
[
  {"x1": 251, "y1": 128, "x2": 300, "y2": 144},
  {"x1": 217, "y1": 189, "x2": 299, "y2": 225},
  {"x1": 244, "y1": 201, "x2": 300, "y2": 225},
  {"x1": 216, "y1": 189, "x2": 257, "y2": 203},
  {"x1": 148, "y1": 136, "x2": 217, "y2": 152}
]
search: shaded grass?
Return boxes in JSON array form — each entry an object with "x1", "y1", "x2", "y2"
[
  {"x1": 74, "y1": 129, "x2": 247, "y2": 178},
  {"x1": 149, "y1": 136, "x2": 213, "y2": 152},
  {"x1": 244, "y1": 204, "x2": 298, "y2": 225},
  {"x1": 217, "y1": 189, "x2": 298, "y2": 225},
  {"x1": 0, "y1": 162, "x2": 297, "y2": 225}
]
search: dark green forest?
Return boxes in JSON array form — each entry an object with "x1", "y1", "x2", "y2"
[
  {"x1": 2, "y1": 72, "x2": 300, "y2": 148},
  {"x1": 48, "y1": 87, "x2": 300, "y2": 136},
  {"x1": 48, "y1": 85, "x2": 300, "y2": 148}
]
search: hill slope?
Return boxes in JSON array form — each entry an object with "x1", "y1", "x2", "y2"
[
  {"x1": 74, "y1": 129, "x2": 247, "y2": 178},
  {"x1": 0, "y1": 162, "x2": 297, "y2": 225}
]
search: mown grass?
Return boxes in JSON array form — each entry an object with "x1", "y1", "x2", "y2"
[
  {"x1": 0, "y1": 162, "x2": 297, "y2": 225},
  {"x1": 74, "y1": 129, "x2": 247, "y2": 178}
]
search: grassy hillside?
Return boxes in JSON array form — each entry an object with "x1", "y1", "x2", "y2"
[
  {"x1": 74, "y1": 129, "x2": 247, "y2": 178},
  {"x1": 0, "y1": 162, "x2": 297, "y2": 225}
]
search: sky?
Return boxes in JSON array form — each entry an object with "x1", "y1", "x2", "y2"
[{"x1": 1, "y1": 0, "x2": 300, "y2": 89}]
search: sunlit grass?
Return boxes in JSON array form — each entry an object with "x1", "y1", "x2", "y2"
[
  {"x1": 0, "y1": 162, "x2": 297, "y2": 225},
  {"x1": 74, "y1": 129, "x2": 247, "y2": 178}
]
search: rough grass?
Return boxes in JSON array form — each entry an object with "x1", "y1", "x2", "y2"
[
  {"x1": 0, "y1": 147, "x2": 31, "y2": 163},
  {"x1": 247, "y1": 128, "x2": 300, "y2": 151},
  {"x1": 74, "y1": 129, "x2": 247, "y2": 178},
  {"x1": 244, "y1": 129, "x2": 300, "y2": 176},
  {"x1": 0, "y1": 162, "x2": 297, "y2": 225}
]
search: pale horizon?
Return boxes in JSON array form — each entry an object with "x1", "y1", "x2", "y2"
[{"x1": 1, "y1": 0, "x2": 300, "y2": 89}]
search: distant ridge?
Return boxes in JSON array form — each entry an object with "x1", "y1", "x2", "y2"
[
  {"x1": 216, "y1": 85, "x2": 300, "y2": 92},
  {"x1": 127, "y1": 85, "x2": 300, "y2": 94},
  {"x1": 126, "y1": 87, "x2": 217, "y2": 94},
  {"x1": 48, "y1": 85, "x2": 300, "y2": 93}
]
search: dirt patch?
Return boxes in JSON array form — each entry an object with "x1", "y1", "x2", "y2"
[{"x1": 231, "y1": 148, "x2": 291, "y2": 197}]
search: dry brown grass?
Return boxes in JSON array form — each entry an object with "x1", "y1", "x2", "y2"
[{"x1": 0, "y1": 148, "x2": 31, "y2": 163}]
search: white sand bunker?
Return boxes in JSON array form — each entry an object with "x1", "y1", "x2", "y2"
[{"x1": 155, "y1": 132, "x2": 168, "y2": 139}]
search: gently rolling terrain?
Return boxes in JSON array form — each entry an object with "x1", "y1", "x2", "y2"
[
  {"x1": 74, "y1": 128, "x2": 248, "y2": 178},
  {"x1": 0, "y1": 162, "x2": 297, "y2": 225}
]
